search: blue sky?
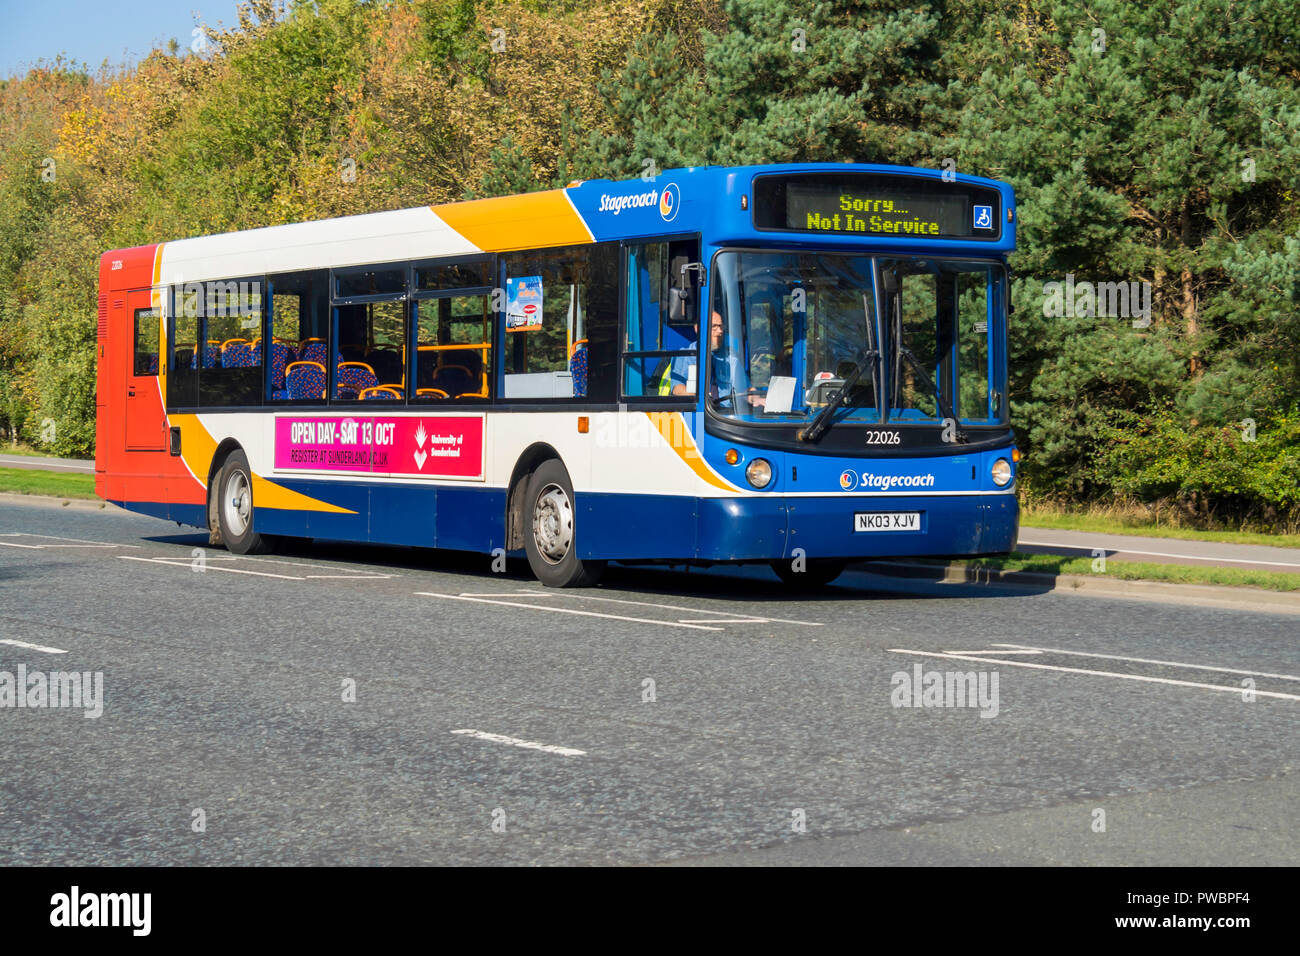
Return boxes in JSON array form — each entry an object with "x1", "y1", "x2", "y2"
[{"x1": 0, "y1": 0, "x2": 247, "y2": 79}]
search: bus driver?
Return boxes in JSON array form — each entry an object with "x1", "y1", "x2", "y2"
[{"x1": 670, "y1": 312, "x2": 765, "y2": 409}]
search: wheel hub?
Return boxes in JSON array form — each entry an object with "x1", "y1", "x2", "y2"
[
  {"x1": 223, "y1": 470, "x2": 251, "y2": 536},
  {"x1": 532, "y1": 483, "x2": 573, "y2": 564}
]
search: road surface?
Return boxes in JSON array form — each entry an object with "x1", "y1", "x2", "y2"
[{"x1": 0, "y1": 497, "x2": 1295, "y2": 866}]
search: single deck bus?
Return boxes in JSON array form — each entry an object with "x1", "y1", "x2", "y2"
[{"x1": 96, "y1": 163, "x2": 1019, "y2": 587}]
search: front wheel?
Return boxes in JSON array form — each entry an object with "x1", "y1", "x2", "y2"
[
  {"x1": 215, "y1": 449, "x2": 278, "y2": 555},
  {"x1": 522, "y1": 459, "x2": 605, "y2": 588},
  {"x1": 770, "y1": 557, "x2": 846, "y2": 588}
]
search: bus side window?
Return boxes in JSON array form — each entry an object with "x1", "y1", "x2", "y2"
[
  {"x1": 334, "y1": 299, "x2": 406, "y2": 402},
  {"x1": 194, "y1": 278, "x2": 264, "y2": 407},
  {"x1": 133, "y1": 307, "x2": 160, "y2": 376},
  {"x1": 499, "y1": 243, "x2": 617, "y2": 402},
  {"x1": 622, "y1": 238, "x2": 700, "y2": 398},
  {"x1": 412, "y1": 257, "x2": 495, "y2": 404},
  {"x1": 414, "y1": 294, "x2": 492, "y2": 402},
  {"x1": 266, "y1": 270, "x2": 329, "y2": 402},
  {"x1": 167, "y1": 290, "x2": 199, "y2": 409}
]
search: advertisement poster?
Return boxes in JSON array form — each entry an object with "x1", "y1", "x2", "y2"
[
  {"x1": 274, "y1": 415, "x2": 485, "y2": 479},
  {"x1": 506, "y1": 275, "x2": 543, "y2": 332}
]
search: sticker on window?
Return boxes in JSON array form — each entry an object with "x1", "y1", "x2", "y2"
[
  {"x1": 764, "y1": 375, "x2": 797, "y2": 414},
  {"x1": 506, "y1": 275, "x2": 543, "y2": 332}
]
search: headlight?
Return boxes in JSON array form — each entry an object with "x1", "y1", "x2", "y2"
[
  {"x1": 746, "y1": 458, "x2": 773, "y2": 488},
  {"x1": 991, "y1": 458, "x2": 1013, "y2": 487}
]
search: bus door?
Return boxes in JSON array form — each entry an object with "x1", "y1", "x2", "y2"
[{"x1": 123, "y1": 287, "x2": 167, "y2": 452}]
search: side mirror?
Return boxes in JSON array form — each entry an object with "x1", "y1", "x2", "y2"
[
  {"x1": 669, "y1": 262, "x2": 704, "y2": 323},
  {"x1": 678, "y1": 261, "x2": 703, "y2": 290},
  {"x1": 668, "y1": 286, "x2": 690, "y2": 323}
]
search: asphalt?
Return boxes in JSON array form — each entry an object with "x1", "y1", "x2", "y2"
[{"x1": 0, "y1": 496, "x2": 1296, "y2": 866}]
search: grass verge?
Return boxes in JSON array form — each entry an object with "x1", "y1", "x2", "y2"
[
  {"x1": 0, "y1": 444, "x2": 51, "y2": 458},
  {"x1": 0, "y1": 467, "x2": 98, "y2": 499}
]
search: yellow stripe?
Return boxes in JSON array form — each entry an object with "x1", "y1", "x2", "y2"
[
  {"x1": 170, "y1": 414, "x2": 355, "y2": 514},
  {"x1": 645, "y1": 412, "x2": 740, "y2": 493},
  {"x1": 249, "y1": 472, "x2": 355, "y2": 513},
  {"x1": 433, "y1": 190, "x2": 592, "y2": 252}
]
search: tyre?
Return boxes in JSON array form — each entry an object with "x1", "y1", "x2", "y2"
[
  {"x1": 522, "y1": 459, "x2": 605, "y2": 588},
  {"x1": 770, "y1": 557, "x2": 846, "y2": 588},
  {"x1": 215, "y1": 449, "x2": 278, "y2": 555}
]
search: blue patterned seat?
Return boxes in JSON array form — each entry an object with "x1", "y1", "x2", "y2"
[
  {"x1": 203, "y1": 340, "x2": 221, "y2": 369},
  {"x1": 570, "y1": 340, "x2": 588, "y2": 397},
  {"x1": 269, "y1": 340, "x2": 294, "y2": 390},
  {"x1": 299, "y1": 339, "x2": 327, "y2": 367},
  {"x1": 335, "y1": 362, "x2": 378, "y2": 400},
  {"x1": 285, "y1": 361, "x2": 327, "y2": 400},
  {"x1": 222, "y1": 339, "x2": 256, "y2": 368},
  {"x1": 361, "y1": 386, "x2": 402, "y2": 401}
]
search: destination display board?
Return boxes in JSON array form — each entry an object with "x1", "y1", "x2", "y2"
[{"x1": 753, "y1": 173, "x2": 1002, "y2": 240}]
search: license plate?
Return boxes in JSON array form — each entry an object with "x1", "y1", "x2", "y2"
[{"x1": 854, "y1": 511, "x2": 920, "y2": 532}]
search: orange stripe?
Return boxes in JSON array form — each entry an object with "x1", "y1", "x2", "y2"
[
  {"x1": 433, "y1": 190, "x2": 592, "y2": 252},
  {"x1": 645, "y1": 412, "x2": 740, "y2": 493}
]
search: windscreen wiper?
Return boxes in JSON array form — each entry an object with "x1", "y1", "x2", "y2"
[
  {"x1": 896, "y1": 345, "x2": 967, "y2": 443},
  {"x1": 798, "y1": 348, "x2": 880, "y2": 443}
]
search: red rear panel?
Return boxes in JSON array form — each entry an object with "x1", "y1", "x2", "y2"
[{"x1": 96, "y1": 245, "x2": 206, "y2": 515}]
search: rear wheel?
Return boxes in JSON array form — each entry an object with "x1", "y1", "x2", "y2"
[
  {"x1": 770, "y1": 557, "x2": 846, "y2": 588},
  {"x1": 215, "y1": 449, "x2": 278, "y2": 555},
  {"x1": 522, "y1": 459, "x2": 605, "y2": 588}
]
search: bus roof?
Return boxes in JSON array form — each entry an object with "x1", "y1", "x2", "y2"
[{"x1": 110, "y1": 163, "x2": 1015, "y2": 287}]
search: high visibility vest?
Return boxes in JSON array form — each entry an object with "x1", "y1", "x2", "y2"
[{"x1": 655, "y1": 357, "x2": 674, "y2": 395}]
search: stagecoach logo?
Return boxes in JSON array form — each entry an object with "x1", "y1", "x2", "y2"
[
  {"x1": 598, "y1": 191, "x2": 658, "y2": 216},
  {"x1": 659, "y1": 183, "x2": 681, "y2": 222},
  {"x1": 597, "y1": 182, "x2": 681, "y2": 222},
  {"x1": 839, "y1": 471, "x2": 937, "y2": 491}
]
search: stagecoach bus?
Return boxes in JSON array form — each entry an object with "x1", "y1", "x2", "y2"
[{"x1": 96, "y1": 163, "x2": 1019, "y2": 587}]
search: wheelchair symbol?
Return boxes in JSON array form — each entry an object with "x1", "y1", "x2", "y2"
[{"x1": 973, "y1": 205, "x2": 993, "y2": 229}]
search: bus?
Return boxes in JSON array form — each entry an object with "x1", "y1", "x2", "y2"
[{"x1": 96, "y1": 163, "x2": 1019, "y2": 587}]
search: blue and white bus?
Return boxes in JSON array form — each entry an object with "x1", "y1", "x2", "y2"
[{"x1": 98, "y1": 163, "x2": 1018, "y2": 587}]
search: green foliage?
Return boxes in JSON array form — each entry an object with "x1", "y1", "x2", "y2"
[
  {"x1": 1099, "y1": 409, "x2": 1300, "y2": 527},
  {"x1": 574, "y1": 0, "x2": 942, "y2": 175}
]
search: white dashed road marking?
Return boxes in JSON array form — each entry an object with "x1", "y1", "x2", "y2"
[
  {"x1": 0, "y1": 639, "x2": 69, "y2": 654},
  {"x1": 889, "y1": 647, "x2": 1300, "y2": 702},
  {"x1": 418, "y1": 592, "x2": 725, "y2": 630},
  {"x1": 501, "y1": 589, "x2": 825, "y2": 627},
  {"x1": 990, "y1": 642, "x2": 1300, "y2": 681},
  {"x1": 0, "y1": 533, "x2": 137, "y2": 549},
  {"x1": 117, "y1": 555, "x2": 394, "y2": 580},
  {"x1": 450, "y1": 729, "x2": 586, "y2": 757}
]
